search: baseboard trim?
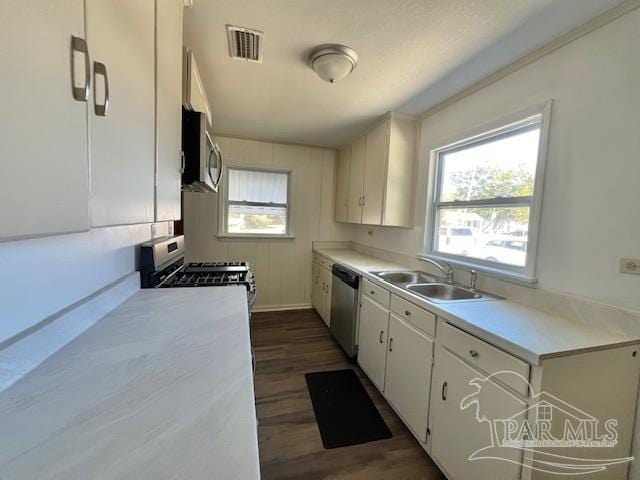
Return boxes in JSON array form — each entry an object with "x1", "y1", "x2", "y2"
[{"x1": 252, "y1": 303, "x2": 313, "y2": 313}]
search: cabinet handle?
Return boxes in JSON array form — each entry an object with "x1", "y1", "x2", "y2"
[
  {"x1": 388, "y1": 338, "x2": 393, "y2": 352},
  {"x1": 93, "y1": 61, "x2": 109, "y2": 116},
  {"x1": 213, "y1": 142, "x2": 224, "y2": 188},
  {"x1": 404, "y1": 310, "x2": 411, "y2": 316},
  {"x1": 344, "y1": 198, "x2": 348, "y2": 207},
  {"x1": 362, "y1": 195, "x2": 365, "y2": 206},
  {"x1": 469, "y1": 349, "x2": 479, "y2": 358},
  {"x1": 370, "y1": 290, "x2": 375, "y2": 295},
  {"x1": 70, "y1": 36, "x2": 90, "y2": 102},
  {"x1": 179, "y1": 151, "x2": 186, "y2": 174},
  {"x1": 442, "y1": 381, "x2": 448, "y2": 401},
  {"x1": 379, "y1": 330, "x2": 384, "y2": 344}
]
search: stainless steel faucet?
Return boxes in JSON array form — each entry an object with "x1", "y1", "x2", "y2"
[
  {"x1": 469, "y1": 270, "x2": 477, "y2": 290},
  {"x1": 421, "y1": 257, "x2": 454, "y2": 284}
]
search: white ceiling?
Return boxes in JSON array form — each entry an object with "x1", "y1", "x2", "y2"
[{"x1": 184, "y1": 0, "x2": 622, "y2": 147}]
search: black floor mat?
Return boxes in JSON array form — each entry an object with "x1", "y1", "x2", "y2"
[{"x1": 305, "y1": 369, "x2": 392, "y2": 449}]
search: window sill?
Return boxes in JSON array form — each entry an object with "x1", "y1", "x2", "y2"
[
  {"x1": 417, "y1": 253, "x2": 538, "y2": 287},
  {"x1": 217, "y1": 233, "x2": 295, "y2": 240}
]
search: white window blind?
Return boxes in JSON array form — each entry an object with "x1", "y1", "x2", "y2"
[{"x1": 224, "y1": 168, "x2": 290, "y2": 236}]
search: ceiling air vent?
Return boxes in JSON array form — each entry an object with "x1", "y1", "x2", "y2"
[{"x1": 227, "y1": 25, "x2": 263, "y2": 63}]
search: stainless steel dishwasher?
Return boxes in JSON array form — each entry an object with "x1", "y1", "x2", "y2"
[{"x1": 330, "y1": 264, "x2": 360, "y2": 358}]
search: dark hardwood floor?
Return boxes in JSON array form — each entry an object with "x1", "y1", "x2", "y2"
[{"x1": 252, "y1": 309, "x2": 446, "y2": 480}]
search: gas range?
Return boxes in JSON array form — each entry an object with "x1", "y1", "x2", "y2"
[
  {"x1": 183, "y1": 261, "x2": 249, "y2": 273},
  {"x1": 139, "y1": 236, "x2": 256, "y2": 305},
  {"x1": 162, "y1": 266, "x2": 254, "y2": 290}
]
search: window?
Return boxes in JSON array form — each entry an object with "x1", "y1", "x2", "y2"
[
  {"x1": 426, "y1": 102, "x2": 550, "y2": 282},
  {"x1": 222, "y1": 167, "x2": 291, "y2": 237}
]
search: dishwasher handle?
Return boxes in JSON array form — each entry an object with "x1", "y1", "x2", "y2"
[{"x1": 332, "y1": 263, "x2": 359, "y2": 289}]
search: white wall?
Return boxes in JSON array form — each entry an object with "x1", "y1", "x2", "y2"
[
  {"x1": 184, "y1": 136, "x2": 352, "y2": 310},
  {"x1": 0, "y1": 223, "x2": 171, "y2": 344},
  {"x1": 350, "y1": 8, "x2": 640, "y2": 314}
]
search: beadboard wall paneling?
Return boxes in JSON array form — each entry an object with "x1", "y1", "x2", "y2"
[{"x1": 184, "y1": 137, "x2": 352, "y2": 310}]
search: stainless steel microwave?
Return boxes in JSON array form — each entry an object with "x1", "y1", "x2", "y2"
[{"x1": 181, "y1": 108, "x2": 223, "y2": 192}]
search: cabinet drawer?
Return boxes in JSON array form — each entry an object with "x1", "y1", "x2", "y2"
[
  {"x1": 362, "y1": 278, "x2": 391, "y2": 308},
  {"x1": 313, "y1": 254, "x2": 334, "y2": 270},
  {"x1": 390, "y1": 294, "x2": 436, "y2": 337},
  {"x1": 438, "y1": 322, "x2": 530, "y2": 396}
]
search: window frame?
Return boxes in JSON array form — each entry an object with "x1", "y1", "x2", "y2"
[
  {"x1": 218, "y1": 165, "x2": 293, "y2": 239},
  {"x1": 422, "y1": 101, "x2": 552, "y2": 284}
]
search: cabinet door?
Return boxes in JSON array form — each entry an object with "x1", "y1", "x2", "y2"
[
  {"x1": 334, "y1": 145, "x2": 351, "y2": 222},
  {"x1": 385, "y1": 313, "x2": 434, "y2": 442},
  {"x1": 87, "y1": 0, "x2": 155, "y2": 226},
  {"x1": 185, "y1": 51, "x2": 212, "y2": 127},
  {"x1": 311, "y1": 262, "x2": 324, "y2": 318},
  {"x1": 430, "y1": 345, "x2": 526, "y2": 480},
  {"x1": 321, "y1": 266, "x2": 332, "y2": 327},
  {"x1": 0, "y1": 0, "x2": 89, "y2": 240},
  {"x1": 362, "y1": 120, "x2": 388, "y2": 225},
  {"x1": 155, "y1": 0, "x2": 183, "y2": 221},
  {"x1": 347, "y1": 136, "x2": 365, "y2": 224},
  {"x1": 357, "y1": 294, "x2": 389, "y2": 391}
]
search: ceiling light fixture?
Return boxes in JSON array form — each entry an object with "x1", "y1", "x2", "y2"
[{"x1": 308, "y1": 44, "x2": 358, "y2": 84}]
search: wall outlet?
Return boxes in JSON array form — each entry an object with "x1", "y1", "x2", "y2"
[{"x1": 620, "y1": 258, "x2": 640, "y2": 275}]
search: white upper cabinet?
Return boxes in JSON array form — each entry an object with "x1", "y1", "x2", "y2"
[
  {"x1": 0, "y1": 0, "x2": 90, "y2": 240},
  {"x1": 155, "y1": 0, "x2": 184, "y2": 222},
  {"x1": 334, "y1": 145, "x2": 350, "y2": 223},
  {"x1": 183, "y1": 48, "x2": 212, "y2": 127},
  {"x1": 337, "y1": 113, "x2": 417, "y2": 227},
  {"x1": 362, "y1": 119, "x2": 387, "y2": 225},
  {"x1": 86, "y1": 0, "x2": 156, "y2": 227},
  {"x1": 347, "y1": 136, "x2": 366, "y2": 224}
]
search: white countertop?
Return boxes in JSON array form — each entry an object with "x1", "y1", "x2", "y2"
[
  {"x1": 0, "y1": 287, "x2": 260, "y2": 480},
  {"x1": 315, "y1": 247, "x2": 640, "y2": 365}
]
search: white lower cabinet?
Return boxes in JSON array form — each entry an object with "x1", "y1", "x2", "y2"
[
  {"x1": 357, "y1": 294, "x2": 390, "y2": 391},
  {"x1": 350, "y1": 275, "x2": 640, "y2": 480},
  {"x1": 312, "y1": 262, "x2": 324, "y2": 318},
  {"x1": 429, "y1": 344, "x2": 526, "y2": 480},
  {"x1": 385, "y1": 313, "x2": 434, "y2": 442},
  {"x1": 319, "y1": 265, "x2": 332, "y2": 327},
  {"x1": 311, "y1": 260, "x2": 332, "y2": 327}
]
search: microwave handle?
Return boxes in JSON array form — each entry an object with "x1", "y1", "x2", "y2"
[{"x1": 213, "y1": 143, "x2": 224, "y2": 187}]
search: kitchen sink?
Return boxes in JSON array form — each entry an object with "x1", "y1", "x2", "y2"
[
  {"x1": 372, "y1": 270, "x2": 496, "y2": 303},
  {"x1": 373, "y1": 271, "x2": 437, "y2": 285},
  {"x1": 406, "y1": 283, "x2": 482, "y2": 302}
]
